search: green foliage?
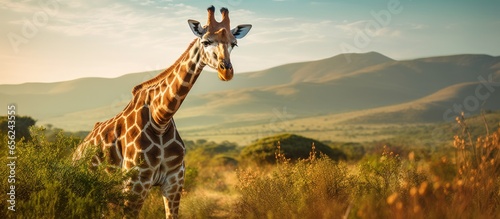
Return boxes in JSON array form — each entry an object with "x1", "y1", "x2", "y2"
[
  {"x1": 0, "y1": 127, "x2": 128, "y2": 218},
  {"x1": 186, "y1": 140, "x2": 240, "y2": 166},
  {"x1": 328, "y1": 142, "x2": 366, "y2": 161},
  {"x1": 183, "y1": 140, "x2": 241, "y2": 194},
  {"x1": 0, "y1": 115, "x2": 36, "y2": 142},
  {"x1": 183, "y1": 166, "x2": 199, "y2": 191},
  {"x1": 240, "y1": 134, "x2": 347, "y2": 165}
]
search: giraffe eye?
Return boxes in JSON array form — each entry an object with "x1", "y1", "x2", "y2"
[
  {"x1": 231, "y1": 42, "x2": 238, "y2": 47},
  {"x1": 202, "y1": 40, "x2": 212, "y2": 47}
]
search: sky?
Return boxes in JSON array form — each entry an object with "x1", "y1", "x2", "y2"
[{"x1": 1, "y1": 0, "x2": 499, "y2": 84}]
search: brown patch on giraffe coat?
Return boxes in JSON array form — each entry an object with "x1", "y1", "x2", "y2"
[
  {"x1": 113, "y1": 121, "x2": 123, "y2": 139},
  {"x1": 167, "y1": 97, "x2": 179, "y2": 112},
  {"x1": 153, "y1": 105, "x2": 172, "y2": 124},
  {"x1": 126, "y1": 125, "x2": 141, "y2": 143},
  {"x1": 161, "y1": 129, "x2": 174, "y2": 144},
  {"x1": 174, "y1": 193, "x2": 181, "y2": 201},
  {"x1": 177, "y1": 85, "x2": 190, "y2": 97},
  {"x1": 166, "y1": 160, "x2": 183, "y2": 174},
  {"x1": 189, "y1": 63, "x2": 197, "y2": 73},
  {"x1": 132, "y1": 183, "x2": 143, "y2": 194},
  {"x1": 103, "y1": 125, "x2": 116, "y2": 142},
  {"x1": 164, "y1": 143, "x2": 184, "y2": 166},
  {"x1": 135, "y1": 135, "x2": 152, "y2": 151},
  {"x1": 122, "y1": 104, "x2": 135, "y2": 118},
  {"x1": 144, "y1": 125, "x2": 160, "y2": 140},
  {"x1": 146, "y1": 145, "x2": 162, "y2": 167},
  {"x1": 169, "y1": 184, "x2": 179, "y2": 192},
  {"x1": 125, "y1": 148, "x2": 136, "y2": 162},
  {"x1": 115, "y1": 115, "x2": 125, "y2": 129},
  {"x1": 124, "y1": 160, "x2": 135, "y2": 169},
  {"x1": 143, "y1": 182, "x2": 152, "y2": 190},
  {"x1": 183, "y1": 70, "x2": 194, "y2": 83},
  {"x1": 126, "y1": 112, "x2": 137, "y2": 128},
  {"x1": 141, "y1": 169, "x2": 153, "y2": 177},
  {"x1": 139, "y1": 106, "x2": 150, "y2": 124},
  {"x1": 107, "y1": 142, "x2": 122, "y2": 165}
]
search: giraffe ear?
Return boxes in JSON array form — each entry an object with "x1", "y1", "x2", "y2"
[
  {"x1": 231, "y1": 24, "x2": 252, "y2": 39},
  {"x1": 188, "y1": 19, "x2": 206, "y2": 37}
]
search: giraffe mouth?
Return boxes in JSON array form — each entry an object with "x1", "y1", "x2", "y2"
[
  {"x1": 218, "y1": 69, "x2": 233, "y2": 81},
  {"x1": 217, "y1": 61, "x2": 233, "y2": 81}
]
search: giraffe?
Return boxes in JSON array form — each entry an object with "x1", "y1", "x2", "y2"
[{"x1": 73, "y1": 5, "x2": 251, "y2": 218}]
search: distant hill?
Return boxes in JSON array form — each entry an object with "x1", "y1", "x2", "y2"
[
  {"x1": 1, "y1": 52, "x2": 499, "y2": 137},
  {"x1": 342, "y1": 81, "x2": 500, "y2": 124},
  {"x1": 0, "y1": 71, "x2": 156, "y2": 121},
  {"x1": 240, "y1": 134, "x2": 347, "y2": 164}
]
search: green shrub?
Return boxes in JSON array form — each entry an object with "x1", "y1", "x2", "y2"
[
  {"x1": 0, "y1": 127, "x2": 128, "y2": 218},
  {"x1": 240, "y1": 134, "x2": 347, "y2": 165},
  {"x1": 183, "y1": 166, "x2": 199, "y2": 191},
  {"x1": 0, "y1": 116, "x2": 36, "y2": 142}
]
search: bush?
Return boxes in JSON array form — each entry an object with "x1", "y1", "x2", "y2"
[
  {"x1": 240, "y1": 134, "x2": 347, "y2": 165},
  {"x1": 0, "y1": 116, "x2": 36, "y2": 142},
  {"x1": 235, "y1": 154, "x2": 353, "y2": 218},
  {"x1": 0, "y1": 127, "x2": 128, "y2": 218}
]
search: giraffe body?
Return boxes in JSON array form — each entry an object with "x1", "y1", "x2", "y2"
[{"x1": 73, "y1": 6, "x2": 251, "y2": 219}]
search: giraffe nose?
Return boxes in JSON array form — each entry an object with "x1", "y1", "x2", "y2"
[
  {"x1": 217, "y1": 60, "x2": 234, "y2": 81},
  {"x1": 219, "y1": 60, "x2": 232, "y2": 70}
]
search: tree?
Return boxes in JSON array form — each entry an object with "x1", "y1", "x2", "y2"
[
  {"x1": 241, "y1": 134, "x2": 347, "y2": 165},
  {"x1": 0, "y1": 116, "x2": 36, "y2": 141}
]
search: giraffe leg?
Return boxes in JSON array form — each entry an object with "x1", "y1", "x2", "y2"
[
  {"x1": 123, "y1": 179, "x2": 149, "y2": 219},
  {"x1": 161, "y1": 163, "x2": 185, "y2": 219},
  {"x1": 123, "y1": 198, "x2": 143, "y2": 218}
]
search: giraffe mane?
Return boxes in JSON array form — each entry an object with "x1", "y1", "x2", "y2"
[{"x1": 132, "y1": 39, "x2": 198, "y2": 95}]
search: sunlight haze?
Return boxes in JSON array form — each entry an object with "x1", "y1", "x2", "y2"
[{"x1": 1, "y1": 0, "x2": 499, "y2": 84}]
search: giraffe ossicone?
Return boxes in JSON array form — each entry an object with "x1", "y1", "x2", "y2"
[{"x1": 73, "y1": 5, "x2": 251, "y2": 219}]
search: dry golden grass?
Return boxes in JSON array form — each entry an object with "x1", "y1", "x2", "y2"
[{"x1": 232, "y1": 115, "x2": 500, "y2": 219}]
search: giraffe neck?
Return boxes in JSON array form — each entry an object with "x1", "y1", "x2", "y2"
[{"x1": 133, "y1": 38, "x2": 205, "y2": 130}]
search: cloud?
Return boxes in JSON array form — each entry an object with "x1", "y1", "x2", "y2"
[
  {"x1": 0, "y1": 0, "x2": 255, "y2": 50},
  {"x1": 34, "y1": 1, "x2": 205, "y2": 50},
  {"x1": 248, "y1": 17, "x2": 335, "y2": 46},
  {"x1": 0, "y1": 0, "x2": 40, "y2": 13},
  {"x1": 335, "y1": 20, "x2": 402, "y2": 38}
]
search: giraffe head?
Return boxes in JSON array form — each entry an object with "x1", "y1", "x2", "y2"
[{"x1": 188, "y1": 5, "x2": 252, "y2": 81}]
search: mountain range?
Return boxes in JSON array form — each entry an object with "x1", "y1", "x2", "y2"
[{"x1": 1, "y1": 52, "x2": 499, "y2": 141}]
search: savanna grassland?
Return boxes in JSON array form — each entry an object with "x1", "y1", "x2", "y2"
[{"x1": 0, "y1": 112, "x2": 499, "y2": 218}]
